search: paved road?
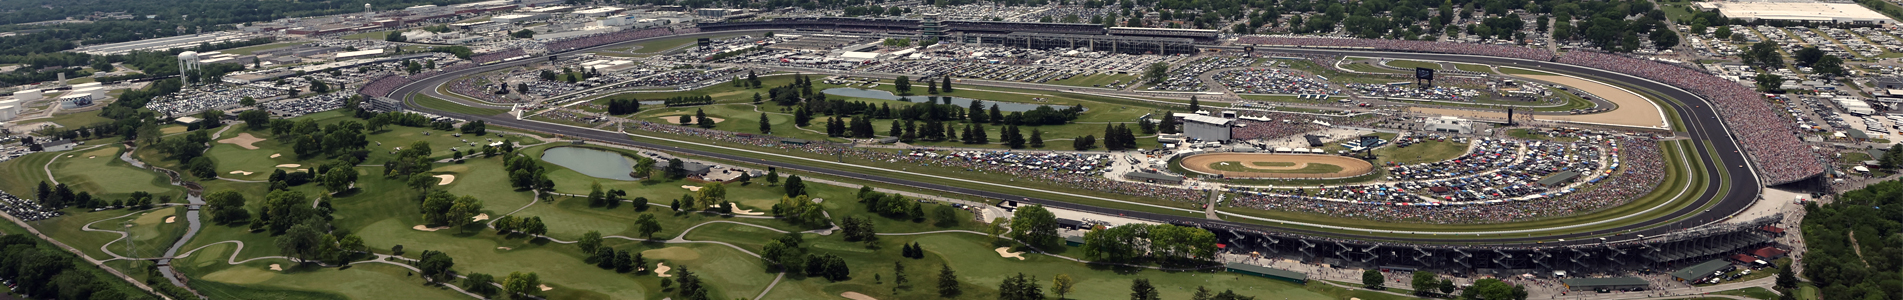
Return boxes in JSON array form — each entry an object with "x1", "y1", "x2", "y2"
[{"x1": 387, "y1": 31, "x2": 1763, "y2": 246}]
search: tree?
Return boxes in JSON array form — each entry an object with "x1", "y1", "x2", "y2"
[
  {"x1": 385, "y1": 30, "x2": 407, "y2": 42},
  {"x1": 1814, "y1": 55, "x2": 1846, "y2": 77},
  {"x1": 204, "y1": 190, "x2": 249, "y2": 224},
  {"x1": 503, "y1": 271, "x2": 541, "y2": 298},
  {"x1": 633, "y1": 156, "x2": 655, "y2": 179},
  {"x1": 275, "y1": 223, "x2": 323, "y2": 262},
  {"x1": 1129, "y1": 278, "x2": 1159, "y2": 300},
  {"x1": 1362, "y1": 269, "x2": 1385, "y2": 289},
  {"x1": 784, "y1": 175, "x2": 806, "y2": 197},
  {"x1": 999, "y1": 273, "x2": 1044, "y2": 300},
  {"x1": 1755, "y1": 73, "x2": 1784, "y2": 92},
  {"x1": 1439, "y1": 279, "x2": 1455, "y2": 294},
  {"x1": 636, "y1": 214, "x2": 662, "y2": 239},
  {"x1": 1073, "y1": 135, "x2": 1096, "y2": 151},
  {"x1": 938, "y1": 264, "x2": 960, "y2": 297},
  {"x1": 941, "y1": 76, "x2": 954, "y2": 93},
  {"x1": 1411, "y1": 271, "x2": 1437, "y2": 296},
  {"x1": 1795, "y1": 46, "x2": 1826, "y2": 66},
  {"x1": 1052, "y1": 274, "x2": 1075, "y2": 299},
  {"x1": 463, "y1": 273, "x2": 499, "y2": 297},
  {"x1": 447, "y1": 196, "x2": 483, "y2": 233},
  {"x1": 578, "y1": 231, "x2": 603, "y2": 254},
  {"x1": 418, "y1": 250, "x2": 456, "y2": 283},
  {"x1": 695, "y1": 182, "x2": 727, "y2": 209},
  {"x1": 893, "y1": 261, "x2": 909, "y2": 291},
  {"x1": 1145, "y1": 63, "x2": 1169, "y2": 83},
  {"x1": 1650, "y1": 28, "x2": 1678, "y2": 51},
  {"x1": 758, "y1": 113, "x2": 772, "y2": 134},
  {"x1": 1011, "y1": 205, "x2": 1060, "y2": 249},
  {"x1": 895, "y1": 76, "x2": 912, "y2": 94},
  {"x1": 665, "y1": 158, "x2": 686, "y2": 179},
  {"x1": 510, "y1": 29, "x2": 535, "y2": 39},
  {"x1": 1028, "y1": 129, "x2": 1044, "y2": 148},
  {"x1": 1715, "y1": 26, "x2": 1733, "y2": 40},
  {"x1": 1188, "y1": 95, "x2": 1201, "y2": 113},
  {"x1": 1777, "y1": 261, "x2": 1797, "y2": 289}
]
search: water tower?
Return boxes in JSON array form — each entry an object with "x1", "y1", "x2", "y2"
[{"x1": 178, "y1": 51, "x2": 201, "y2": 85}]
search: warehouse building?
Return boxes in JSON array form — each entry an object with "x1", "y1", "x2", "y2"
[
  {"x1": 1693, "y1": 1, "x2": 1895, "y2": 25},
  {"x1": 1174, "y1": 113, "x2": 1233, "y2": 141}
]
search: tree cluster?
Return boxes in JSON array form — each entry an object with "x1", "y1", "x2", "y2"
[
  {"x1": 1081, "y1": 223, "x2": 1219, "y2": 263},
  {"x1": 605, "y1": 98, "x2": 643, "y2": 115},
  {"x1": 0, "y1": 234, "x2": 155, "y2": 300},
  {"x1": 1798, "y1": 179, "x2": 1903, "y2": 299}
]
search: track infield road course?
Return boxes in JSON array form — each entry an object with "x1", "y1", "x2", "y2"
[
  {"x1": 1180, "y1": 153, "x2": 1374, "y2": 179},
  {"x1": 390, "y1": 34, "x2": 1759, "y2": 246}
]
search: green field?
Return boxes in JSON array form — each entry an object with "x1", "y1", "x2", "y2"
[
  {"x1": 1340, "y1": 62, "x2": 1408, "y2": 74},
  {"x1": 40, "y1": 109, "x2": 112, "y2": 127},
  {"x1": 1499, "y1": 67, "x2": 1558, "y2": 76},
  {"x1": 1206, "y1": 160, "x2": 1345, "y2": 174},
  {"x1": 1452, "y1": 63, "x2": 1494, "y2": 73},
  {"x1": 1372, "y1": 139, "x2": 1468, "y2": 165},
  {"x1": 414, "y1": 94, "x2": 510, "y2": 116},
  {"x1": 1046, "y1": 72, "x2": 1140, "y2": 88},
  {"x1": 1383, "y1": 60, "x2": 1442, "y2": 70},
  {"x1": 51, "y1": 146, "x2": 189, "y2": 198}
]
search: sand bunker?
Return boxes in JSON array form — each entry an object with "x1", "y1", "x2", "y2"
[
  {"x1": 269, "y1": 153, "x2": 281, "y2": 158},
  {"x1": 275, "y1": 164, "x2": 301, "y2": 168},
  {"x1": 731, "y1": 208, "x2": 765, "y2": 216},
  {"x1": 666, "y1": 117, "x2": 725, "y2": 125},
  {"x1": 412, "y1": 225, "x2": 448, "y2": 231},
  {"x1": 228, "y1": 170, "x2": 254, "y2": 175},
  {"x1": 434, "y1": 174, "x2": 456, "y2": 185},
  {"x1": 269, "y1": 264, "x2": 282, "y2": 271},
  {"x1": 539, "y1": 284, "x2": 552, "y2": 291},
  {"x1": 216, "y1": 133, "x2": 266, "y2": 150},
  {"x1": 88, "y1": 155, "x2": 95, "y2": 159},
  {"x1": 842, "y1": 292, "x2": 879, "y2": 300},
  {"x1": 653, "y1": 262, "x2": 673, "y2": 277},
  {"x1": 472, "y1": 213, "x2": 490, "y2": 222},
  {"x1": 497, "y1": 247, "x2": 512, "y2": 250},
  {"x1": 680, "y1": 185, "x2": 702, "y2": 192},
  {"x1": 164, "y1": 216, "x2": 176, "y2": 224},
  {"x1": 995, "y1": 247, "x2": 1026, "y2": 260}
]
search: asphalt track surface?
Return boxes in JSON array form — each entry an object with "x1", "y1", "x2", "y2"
[{"x1": 387, "y1": 31, "x2": 1760, "y2": 246}]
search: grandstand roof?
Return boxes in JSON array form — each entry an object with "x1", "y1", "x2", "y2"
[
  {"x1": 1670, "y1": 259, "x2": 1733, "y2": 281},
  {"x1": 1559, "y1": 277, "x2": 1648, "y2": 289},
  {"x1": 1179, "y1": 114, "x2": 1233, "y2": 126}
]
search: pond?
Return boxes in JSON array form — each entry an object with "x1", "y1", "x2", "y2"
[
  {"x1": 821, "y1": 88, "x2": 1052, "y2": 112},
  {"x1": 540, "y1": 147, "x2": 638, "y2": 180}
]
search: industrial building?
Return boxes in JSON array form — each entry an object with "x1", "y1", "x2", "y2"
[
  {"x1": 0, "y1": 99, "x2": 20, "y2": 121},
  {"x1": 1175, "y1": 113, "x2": 1235, "y2": 141},
  {"x1": 1693, "y1": 1, "x2": 1895, "y2": 25},
  {"x1": 495, "y1": 14, "x2": 551, "y2": 24},
  {"x1": 1424, "y1": 116, "x2": 1474, "y2": 134},
  {"x1": 73, "y1": 32, "x2": 254, "y2": 55}
]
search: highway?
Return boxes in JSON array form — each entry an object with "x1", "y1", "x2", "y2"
[{"x1": 387, "y1": 31, "x2": 1761, "y2": 246}]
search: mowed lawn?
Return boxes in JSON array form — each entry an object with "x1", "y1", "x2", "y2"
[
  {"x1": 1373, "y1": 139, "x2": 1469, "y2": 165},
  {"x1": 1046, "y1": 72, "x2": 1139, "y2": 88},
  {"x1": 179, "y1": 243, "x2": 468, "y2": 300},
  {"x1": 0, "y1": 151, "x2": 59, "y2": 196},
  {"x1": 1384, "y1": 59, "x2": 1442, "y2": 70},
  {"x1": 51, "y1": 146, "x2": 189, "y2": 198},
  {"x1": 103, "y1": 207, "x2": 186, "y2": 259},
  {"x1": 749, "y1": 231, "x2": 1337, "y2": 300}
]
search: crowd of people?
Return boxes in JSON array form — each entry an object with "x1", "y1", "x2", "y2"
[
  {"x1": 546, "y1": 27, "x2": 695, "y2": 53},
  {"x1": 261, "y1": 92, "x2": 348, "y2": 117},
  {"x1": 1236, "y1": 36, "x2": 1557, "y2": 62},
  {"x1": 471, "y1": 48, "x2": 527, "y2": 64},
  {"x1": 357, "y1": 62, "x2": 476, "y2": 98},
  {"x1": 1556, "y1": 51, "x2": 1824, "y2": 184},
  {"x1": 1226, "y1": 136, "x2": 1660, "y2": 224},
  {"x1": 1230, "y1": 116, "x2": 1324, "y2": 140},
  {"x1": 1214, "y1": 68, "x2": 1341, "y2": 95}
]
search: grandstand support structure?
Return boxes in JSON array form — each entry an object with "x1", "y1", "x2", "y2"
[
  {"x1": 960, "y1": 32, "x2": 1197, "y2": 55},
  {"x1": 1202, "y1": 213, "x2": 1784, "y2": 273}
]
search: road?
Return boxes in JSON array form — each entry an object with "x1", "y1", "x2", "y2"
[{"x1": 386, "y1": 30, "x2": 1763, "y2": 247}]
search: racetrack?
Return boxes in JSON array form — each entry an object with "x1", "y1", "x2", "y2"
[
  {"x1": 1180, "y1": 153, "x2": 1372, "y2": 179},
  {"x1": 391, "y1": 30, "x2": 1760, "y2": 246}
]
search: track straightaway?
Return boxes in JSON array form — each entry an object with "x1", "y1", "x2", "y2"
[{"x1": 388, "y1": 32, "x2": 1759, "y2": 247}]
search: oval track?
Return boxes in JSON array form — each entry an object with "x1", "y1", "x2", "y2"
[{"x1": 388, "y1": 33, "x2": 1759, "y2": 246}]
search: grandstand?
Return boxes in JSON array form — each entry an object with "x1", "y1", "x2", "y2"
[
  {"x1": 962, "y1": 32, "x2": 1197, "y2": 55},
  {"x1": 943, "y1": 20, "x2": 1108, "y2": 35},
  {"x1": 1109, "y1": 27, "x2": 1220, "y2": 44}
]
